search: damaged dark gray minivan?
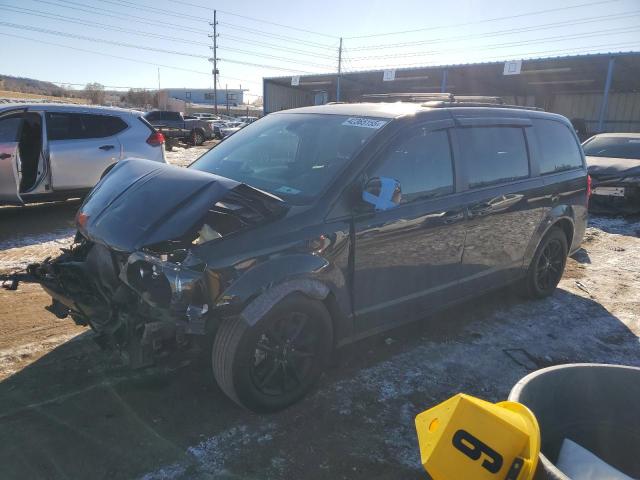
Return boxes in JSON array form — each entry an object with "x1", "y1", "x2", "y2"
[{"x1": 31, "y1": 100, "x2": 588, "y2": 411}]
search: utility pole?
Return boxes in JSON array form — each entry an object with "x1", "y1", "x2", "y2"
[
  {"x1": 225, "y1": 83, "x2": 229, "y2": 114},
  {"x1": 337, "y1": 37, "x2": 343, "y2": 102},
  {"x1": 208, "y1": 10, "x2": 219, "y2": 115}
]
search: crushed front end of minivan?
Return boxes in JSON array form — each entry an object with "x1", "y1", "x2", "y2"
[{"x1": 29, "y1": 159, "x2": 287, "y2": 367}]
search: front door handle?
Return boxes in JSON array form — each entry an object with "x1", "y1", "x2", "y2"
[
  {"x1": 0, "y1": 153, "x2": 11, "y2": 160},
  {"x1": 99, "y1": 145, "x2": 115, "y2": 151}
]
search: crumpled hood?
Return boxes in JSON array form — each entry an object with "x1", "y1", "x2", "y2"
[
  {"x1": 77, "y1": 159, "x2": 284, "y2": 252},
  {"x1": 587, "y1": 155, "x2": 640, "y2": 180}
]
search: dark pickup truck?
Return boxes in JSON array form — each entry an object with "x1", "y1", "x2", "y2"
[{"x1": 144, "y1": 110, "x2": 214, "y2": 145}]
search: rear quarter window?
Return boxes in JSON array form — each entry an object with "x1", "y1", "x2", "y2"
[
  {"x1": 458, "y1": 126, "x2": 529, "y2": 188},
  {"x1": 534, "y1": 119, "x2": 583, "y2": 174},
  {"x1": 46, "y1": 113, "x2": 128, "y2": 140}
]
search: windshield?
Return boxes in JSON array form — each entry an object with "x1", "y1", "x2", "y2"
[
  {"x1": 583, "y1": 136, "x2": 640, "y2": 160},
  {"x1": 190, "y1": 113, "x2": 386, "y2": 204}
]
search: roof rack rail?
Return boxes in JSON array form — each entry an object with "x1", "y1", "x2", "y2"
[
  {"x1": 359, "y1": 92, "x2": 543, "y2": 111},
  {"x1": 452, "y1": 96, "x2": 505, "y2": 104},
  {"x1": 422, "y1": 100, "x2": 543, "y2": 111},
  {"x1": 361, "y1": 92, "x2": 455, "y2": 102}
]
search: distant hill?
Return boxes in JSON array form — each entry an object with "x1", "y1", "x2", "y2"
[{"x1": 0, "y1": 74, "x2": 81, "y2": 98}]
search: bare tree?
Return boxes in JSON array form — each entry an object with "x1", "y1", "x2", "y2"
[{"x1": 84, "y1": 82, "x2": 105, "y2": 105}]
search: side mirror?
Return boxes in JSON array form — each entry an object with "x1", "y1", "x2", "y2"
[{"x1": 361, "y1": 176, "x2": 402, "y2": 211}]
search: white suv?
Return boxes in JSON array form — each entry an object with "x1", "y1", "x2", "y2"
[{"x1": 0, "y1": 104, "x2": 166, "y2": 205}]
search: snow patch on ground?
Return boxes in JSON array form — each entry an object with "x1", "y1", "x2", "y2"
[
  {"x1": 141, "y1": 422, "x2": 278, "y2": 480},
  {"x1": 0, "y1": 233, "x2": 74, "y2": 272},
  {"x1": 165, "y1": 146, "x2": 209, "y2": 168}
]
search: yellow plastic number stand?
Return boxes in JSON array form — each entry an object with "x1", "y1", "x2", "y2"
[{"x1": 415, "y1": 394, "x2": 540, "y2": 480}]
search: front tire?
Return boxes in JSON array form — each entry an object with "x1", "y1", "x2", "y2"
[
  {"x1": 212, "y1": 293, "x2": 332, "y2": 412},
  {"x1": 520, "y1": 226, "x2": 568, "y2": 299}
]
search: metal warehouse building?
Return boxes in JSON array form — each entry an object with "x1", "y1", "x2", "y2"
[
  {"x1": 159, "y1": 88, "x2": 245, "y2": 107},
  {"x1": 263, "y1": 52, "x2": 640, "y2": 134}
]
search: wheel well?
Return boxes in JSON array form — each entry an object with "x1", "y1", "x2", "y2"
[{"x1": 553, "y1": 218, "x2": 574, "y2": 249}]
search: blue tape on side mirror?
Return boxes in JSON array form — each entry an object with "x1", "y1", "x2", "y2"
[{"x1": 362, "y1": 176, "x2": 399, "y2": 211}]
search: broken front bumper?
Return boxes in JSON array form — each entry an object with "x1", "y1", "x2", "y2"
[{"x1": 30, "y1": 239, "x2": 214, "y2": 367}]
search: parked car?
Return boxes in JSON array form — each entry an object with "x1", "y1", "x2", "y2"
[
  {"x1": 144, "y1": 110, "x2": 214, "y2": 145},
  {"x1": 237, "y1": 115, "x2": 259, "y2": 124},
  {"x1": 192, "y1": 113, "x2": 220, "y2": 121},
  {"x1": 0, "y1": 103, "x2": 165, "y2": 206},
  {"x1": 219, "y1": 121, "x2": 246, "y2": 138},
  {"x1": 584, "y1": 133, "x2": 640, "y2": 213},
  {"x1": 209, "y1": 120, "x2": 228, "y2": 140},
  {"x1": 31, "y1": 101, "x2": 588, "y2": 412}
]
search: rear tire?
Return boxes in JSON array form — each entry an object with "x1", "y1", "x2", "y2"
[
  {"x1": 212, "y1": 293, "x2": 332, "y2": 412},
  {"x1": 519, "y1": 226, "x2": 568, "y2": 299},
  {"x1": 191, "y1": 129, "x2": 205, "y2": 146}
]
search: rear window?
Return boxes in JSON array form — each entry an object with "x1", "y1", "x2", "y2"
[
  {"x1": 583, "y1": 136, "x2": 640, "y2": 160},
  {"x1": 458, "y1": 126, "x2": 529, "y2": 188},
  {"x1": 145, "y1": 111, "x2": 161, "y2": 122},
  {"x1": 46, "y1": 113, "x2": 128, "y2": 140},
  {"x1": 534, "y1": 119, "x2": 583, "y2": 174}
]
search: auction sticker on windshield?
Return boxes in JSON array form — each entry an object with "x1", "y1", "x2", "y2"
[{"x1": 342, "y1": 117, "x2": 388, "y2": 129}]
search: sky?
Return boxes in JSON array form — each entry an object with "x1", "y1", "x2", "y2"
[{"x1": 1, "y1": 0, "x2": 639, "y2": 99}]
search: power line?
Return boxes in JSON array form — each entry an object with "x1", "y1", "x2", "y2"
[
  {"x1": 347, "y1": 10, "x2": 640, "y2": 51},
  {"x1": 344, "y1": 0, "x2": 622, "y2": 39},
  {"x1": 219, "y1": 33, "x2": 336, "y2": 60},
  {"x1": 30, "y1": 0, "x2": 211, "y2": 34},
  {"x1": 54, "y1": 0, "x2": 335, "y2": 49},
  {"x1": 95, "y1": 0, "x2": 208, "y2": 23},
  {"x1": 348, "y1": 25, "x2": 640, "y2": 61},
  {"x1": 0, "y1": 32, "x2": 211, "y2": 75},
  {"x1": 1, "y1": 21, "x2": 335, "y2": 70},
  {"x1": 217, "y1": 46, "x2": 335, "y2": 69},
  {"x1": 219, "y1": 22, "x2": 336, "y2": 49},
  {"x1": 167, "y1": 0, "x2": 337, "y2": 39},
  {"x1": 0, "y1": 31, "x2": 260, "y2": 86},
  {"x1": 219, "y1": 58, "x2": 320, "y2": 74},
  {"x1": 0, "y1": 21, "x2": 209, "y2": 59},
  {"x1": 0, "y1": 5, "x2": 210, "y2": 46},
  {"x1": 3, "y1": 4, "x2": 336, "y2": 62}
]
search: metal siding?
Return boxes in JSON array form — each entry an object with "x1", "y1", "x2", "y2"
[
  {"x1": 264, "y1": 82, "x2": 314, "y2": 113},
  {"x1": 551, "y1": 93, "x2": 640, "y2": 133}
]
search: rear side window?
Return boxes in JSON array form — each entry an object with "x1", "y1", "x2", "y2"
[
  {"x1": 458, "y1": 126, "x2": 529, "y2": 188},
  {"x1": 0, "y1": 113, "x2": 23, "y2": 142},
  {"x1": 46, "y1": 113, "x2": 128, "y2": 140},
  {"x1": 534, "y1": 119, "x2": 583, "y2": 173},
  {"x1": 369, "y1": 128, "x2": 454, "y2": 203}
]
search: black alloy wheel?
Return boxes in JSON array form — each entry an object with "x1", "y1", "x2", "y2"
[
  {"x1": 534, "y1": 238, "x2": 565, "y2": 292},
  {"x1": 250, "y1": 312, "x2": 316, "y2": 396},
  {"x1": 212, "y1": 293, "x2": 332, "y2": 412},
  {"x1": 519, "y1": 226, "x2": 568, "y2": 299}
]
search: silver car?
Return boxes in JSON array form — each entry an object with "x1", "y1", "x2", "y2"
[{"x1": 0, "y1": 103, "x2": 166, "y2": 205}]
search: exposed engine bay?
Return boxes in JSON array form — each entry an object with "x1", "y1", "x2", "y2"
[{"x1": 20, "y1": 159, "x2": 288, "y2": 367}]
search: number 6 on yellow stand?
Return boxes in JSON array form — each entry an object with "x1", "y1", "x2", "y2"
[{"x1": 415, "y1": 394, "x2": 540, "y2": 480}]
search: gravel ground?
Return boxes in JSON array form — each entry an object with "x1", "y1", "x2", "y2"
[{"x1": 0, "y1": 149, "x2": 638, "y2": 479}]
